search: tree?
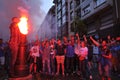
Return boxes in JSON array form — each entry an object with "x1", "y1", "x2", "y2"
[{"x1": 73, "y1": 16, "x2": 87, "y2": 37}]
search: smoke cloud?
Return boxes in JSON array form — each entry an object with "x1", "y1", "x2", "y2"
[
  {"x1": 0, "y1": 0, "x2": 46, "y2": 41},
  {"x1": 38, "y1": 6, "x2": 57, "y2": 41}
]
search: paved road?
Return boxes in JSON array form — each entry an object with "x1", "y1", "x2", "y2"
[
  {"x1": 0, "y1": 68, "x2": 120, "y2": 80},
  {"x1": 32, "y1": 72, "x2": 120, "y2": 80}
]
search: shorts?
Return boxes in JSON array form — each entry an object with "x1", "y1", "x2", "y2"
[
  {"x1": 56, "y1": 56, "x2": 65, "y2": 64},
  {"x1": 98, "y1": 63, "x2": 111, "y2": 77},
  {"x1": 29, "y1": 56, "x2": 39, "y2": 64}
]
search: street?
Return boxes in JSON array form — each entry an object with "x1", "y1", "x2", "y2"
[{"x1": 0, "y1": 67, "x2": 120, "y2": 80}]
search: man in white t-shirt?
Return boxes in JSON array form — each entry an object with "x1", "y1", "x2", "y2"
[
  {"x1": 79, "y1": 47, "x2": 88, "y2": 60},
  {"x1": 29, "y1": 42, "x2": 40, "y2": 73},
  {"x1": 30, "y1": 45, "x2": 39, "y2": 57},
  {"x1": 78, "y1": 41, "x2": 88, "y2": 79}
]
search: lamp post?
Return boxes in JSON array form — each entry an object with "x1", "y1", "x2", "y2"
[{"x1": 14, "y1": 17, "x2": 29, "y2": 77}]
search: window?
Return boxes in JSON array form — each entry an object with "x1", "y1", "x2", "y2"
[
  {"x1": 82, "y1": 4, "x2": 91, "y2": 16},
  {"x1": 58, "y1": 28, "x2": 61, "y2": 35},
  {"x1": 57, "y1": 11, "x2": 61, "y2": 19},
  {"x1": 58, "y1": 0, "x2": 61, "y2": 3},
  {"x1": 57, "y1": 3, "x2": 61, "y2": 11},
  {"x1": 70, "y1": 11, "x2": 74, "y2": 21},
  {"x1": 76, "y1": 8, "x2": 81, "y2": 17},
  {"x1": 81, "y1": 0, "x2": 85, "y2": 2},
  {"x1": 62, "y1": 6, "x2": 66, "y2": 15},
  {"x1": 62, "y1": 15, "x2": 67, "y2": 24},
  {"x1": 70, "y1": 1, "x2": 74, "y2": 10},
  {"x1": 75, "y1": 0, "x2": 80, "y2": 7},
  {"x1": 95, "y1": 0, "x2": 106, "y2": 7},
  {"x1": 57, "y1": 19, "x2": 62, "y2": 27},
  {"x1": 62, "y1": 0, "x2": 65, "y2": 5}
]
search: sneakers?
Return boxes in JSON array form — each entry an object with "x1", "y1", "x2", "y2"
[
  {"x1": 55, "y1": 72, "x2": 65, "y2": 76},
  {"x1": 55, "y1": 72, "x2": 59, "y2": 76},
  {"x1": 89, "y1": 75, "x2": 92, "y2": 80},
  {"x1": 62, "y1": 73, "x2": 65, "y2": 76},
  {"x1": 66, "y1": 73, "x2": 69, "y2": 76}
]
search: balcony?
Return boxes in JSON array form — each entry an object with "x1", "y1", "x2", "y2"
[
  {"x1": 80, "y1": 0, "x2": 91, "y2": 9},
  {"x1": 81, "y1": 0, "x2": 112, "y2": 20}
]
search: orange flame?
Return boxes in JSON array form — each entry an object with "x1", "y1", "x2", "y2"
[{"x1": 18, "y1": 17, "x2": 28, "y2": 35}]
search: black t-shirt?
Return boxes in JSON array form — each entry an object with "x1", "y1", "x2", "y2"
[
  {"x1": 63, "y1": 42, "x2": 68, "y2": 49},
  {"x1": 0, "y1": 44, "x2": 4, "y2": 57},
  {"x1": 55, "y1": 44, "x2": 65, "y2": 56}
]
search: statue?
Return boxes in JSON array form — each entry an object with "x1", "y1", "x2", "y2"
[
  {"x1": 9, "y1": 17, "x2": 29, "y2": 78},
  {"x1": 9, "y1": 17, "x2": 20, "y2": 77}
]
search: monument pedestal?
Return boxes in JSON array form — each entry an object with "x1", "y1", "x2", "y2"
[{"x1": 9, "y1": 74, "x2": 32, "y2": 80}]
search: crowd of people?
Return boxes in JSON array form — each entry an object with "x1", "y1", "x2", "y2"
[
  {"x1": 27, "y1": 34, "x2": 120, "y2": 80},
  {"x1": 0, "y1": 34, "x2": 120, "y2": 80}
]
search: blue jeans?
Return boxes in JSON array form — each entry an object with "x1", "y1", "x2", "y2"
[
  {"x1": 79, "y1": 59, "x2": 87, "y2": 77},
  {"x1": 66, "y1": 57, "x2": 74, "y2": 74},
  {"x1": 50, "y1": 54, "x2": 55, "y2": 74}
]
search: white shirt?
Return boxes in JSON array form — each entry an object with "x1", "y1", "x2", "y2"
[
  {"x1": 79, "y1": 47, "x2": 88, "y2": 59},
  {"x1": 50, "y1": 45, "x2": 55, "y2": 55},
  {"x1": 75, "y1": 44, "x2": 81, "y2": 56},
  {"x1": 30, "y1": 45, "x2": 39, "y2": 57}
]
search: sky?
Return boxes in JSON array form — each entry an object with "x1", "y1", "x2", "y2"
[{"x1": 41, "y1": 0, "x2": 54, "y2": 14}]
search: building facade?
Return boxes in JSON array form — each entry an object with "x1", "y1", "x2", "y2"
[
  {"x1": 113, "y1": 0, "x2": 120, "y2": 36},
  {"x1": 53, "y1": 0, "x2": 74, "y2": 38},
  {"x1": 53, "y1": 0, "x2": 82, "y2": 38},
  {"x1": 80, "y1": 0, "x2": 116, "y2": 38},
  {"x1": 53, "y1": 0, "x2": 119, "y2": 38}
]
